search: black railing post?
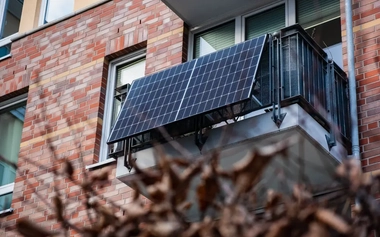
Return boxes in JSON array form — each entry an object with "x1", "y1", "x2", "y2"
[
  {"x1": 325, "y1": 60, "x2": 336, "y2": 150},
  {"x1": 271, "y1": 32, "x2": 286, "y2": 127}
]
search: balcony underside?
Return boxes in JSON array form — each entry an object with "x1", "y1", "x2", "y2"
[
  {"x1": 162, "y1": 0, "x2": 278, "y2": 28},
  {"x1": 116, "y1": 103, "x2": 348, "y2": 220}
]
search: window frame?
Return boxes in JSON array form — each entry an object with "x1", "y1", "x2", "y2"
[
  {"x1": 0, "y1": 0, "x2": 21, "y2": 60},
  {"x1": 38, "y1": 0, "x2": 48, "y2": 25},
  {"x1": 98, "y1": 50, "x2": 146, "y2": 163},
  {"x1": 39, "y1": 0, "x2": 74, "y2": 26},
  {"x1": 0, "y1": 0, "x2": 7, "y2": 37},
  {"x1": 0, "y1": 94, "x2": 27, "y2": 213},
  {"x1": 0, "y1": 182, "x2": 14, "y2": 214}
]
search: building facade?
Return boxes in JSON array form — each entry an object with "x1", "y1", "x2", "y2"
[{"x1": 0, "y1": 0, "x2": 379, "y2": 236}]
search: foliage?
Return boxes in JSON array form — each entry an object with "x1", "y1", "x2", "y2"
[{"x1": 3, "y1": 134, "x2": 380, "y2": 237}]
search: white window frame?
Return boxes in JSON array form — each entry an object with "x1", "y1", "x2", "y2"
[
  {"x1": 38, "y1": 0, "x2": 48, "y2": 26},
  {"x1": 39, "y1": 0, "x2": 75, "y2": 26},
  {"x1": 0, "y1": 0, "x2": 20, "y2": 60},
  {"x1": 98, "y1": 50, "x2": 146, "y2": 163},
  {"x1": 0, "y1": 34, "x2": 13, "y2": 60},
  {"x1": 0, "y1": 94, "x2": 27, "y2": 213},
  {"x1": 0, "y1": 0, "x2": 7, "y2": 35},
  {"x1": 0, "y1": 182, "x2": 14, "y2": 214},
  {"x1": 188, "y1": 0, "x2": 295, "y2": 60}
]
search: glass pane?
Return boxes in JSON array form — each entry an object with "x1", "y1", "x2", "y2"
[
  {"x1": 44, "y1": 0, "x2": 74, "y2": 23},
  {"x1": 116, "y1": 58, "x2": 146, "y2": 88},
  {"x1": 1, "y1": 0, "x2": 23, "y2": 39},
  {"x1": 297, "y1": 0, "x2": 340, "y2": 29},
  {"x1": 0, "y1": 103, "x2": 25, "y2": 186},
  {"x1": 112, "y1": 58, "x2": 146, "y2": 124},
  {"x1": 304, "y1": 16, "x2": 341, "y2": 48},
  {"x1": 194, "y1": 20, "x2": 235, "y2": 58},
  {"x1": 0, "y1": 192, "x2": 12, "y2": 211},
  {"x1": 245, "y1": 5, "x2": 285, "y2": 40},
  {"x1": 0, "y1": 43, "x2": 11, "y2": 58}
]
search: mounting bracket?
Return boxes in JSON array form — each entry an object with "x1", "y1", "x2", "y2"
[
  {"x1": 124, "y1": 139, "x2": 136, "y2": 172},
  {"x1": 272, "y1": 112, "x2": 287, "y2": 128},
  {"x1": 325, "y1": 133, "x2": 336, "y2": 151}
]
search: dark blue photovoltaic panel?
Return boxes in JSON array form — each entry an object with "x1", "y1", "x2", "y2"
[
  {"x1": 176, "y1": 36, "x2": 265, "y2": 120},
  {"x1": 108, "y1": 34, "x2": 267, "y2": 144},
  {"x1": 108, "y1": 60, "x2": 196, "y2": 143}
]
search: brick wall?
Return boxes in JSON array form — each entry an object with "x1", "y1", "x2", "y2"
[
  {"x1": 341, "y1": 0, "x2": 380, "y2": 173},
  {"x1": 0, "y1": 0, "x2": 186, "y2": 236}
]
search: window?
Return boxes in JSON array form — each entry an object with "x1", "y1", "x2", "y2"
[
  {"x1": 0, "y1": 0, "x2": 23, "y2": 58},
  {"x1": 40, "y1": 0, "x2": 74, "y2": 25},
  {"x1": 297, "y1": 0, "x2": 340, "y2": 47},
  {"x1": 192, "y1": 3, "x2": 286, "y2": 59},
  {"x1": 99, "y1": 51, "x2": 146, "y2": 161},
  {"x1": 296, "y1": 0, "x2": 342, "y2": 67},
  {"x1": 245, "y1": 5, "x2": 286, "y2": 40},
  {"x1": 0, "y1": 96, "x2": 26, "y2": 212},
  {"x1": 194, "y1": 21, "x2": 235, "y2": 58}
]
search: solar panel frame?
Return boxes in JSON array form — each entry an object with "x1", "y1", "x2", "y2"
[{"x1": 108, "y1": 34, "x2": 268, "y2": 144}]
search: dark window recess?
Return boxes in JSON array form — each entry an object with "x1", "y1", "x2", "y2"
[
  {"x1": 304, "y1": 18, "x2": 341, "y2": 48},
  {"x1": 296, "y1": 0, "x2": 341, "y2": 48}
]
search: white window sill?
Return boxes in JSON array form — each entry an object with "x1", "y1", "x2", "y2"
[
  {"x1": 0, "y1": 208, "x2": 13, "y2": 216},
  {"x1": 0, "y1": 182, "x2": 14, "y2": 195},
  {"x1": 0, "y1": 183, "x2": 14, "y2": 215},
  {"x1": 0, "y1": 54, "x2": 11, "y2": 61},
  {"x1": 85, "y1": 158, "x2": 116, "y2": 170}
]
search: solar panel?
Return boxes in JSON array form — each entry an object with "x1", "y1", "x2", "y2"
[
  {"x1": 108, "y1": 34, "x2": 267, "y2": 144},
  {"x1": 176, "y1": 36, "x2": 265, "y2": 120}
]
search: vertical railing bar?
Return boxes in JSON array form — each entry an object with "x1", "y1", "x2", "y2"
[
  {"x1": 296, "y1": 33, "x2": 300, "y2": 96},
  {"x1": 279, "y1": 35, "x2": 283, "y2": 102},
  {"x1": 269, "y1": 35, "x2": 273, "y2": 106},
  {"x1": 288, "y1": 37, "x2": 291, "y2": 97}
]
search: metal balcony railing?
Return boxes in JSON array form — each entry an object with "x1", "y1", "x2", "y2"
[{"x1": 255, "y1": 24, "x2": 351, "y2": 144}]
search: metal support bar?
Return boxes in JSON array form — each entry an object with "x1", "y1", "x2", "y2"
[
  {"x1": 195, "y1": 116, "x2": 209, "y2": 151},
  {"x1": 325, "y1": 61, "x2": 336, "y2": 150},
  {"x1": 271, "y1": 33, "x2": 286, "y2": 127},
  {"x1": 124, "y1": 139, "x2": 135, "y2": 172}
]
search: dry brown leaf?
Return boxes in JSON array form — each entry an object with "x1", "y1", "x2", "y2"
[
  {"x1": 265, "y1": 189, "x2": 282, "y2": 211},
  {"x1": 264, "y1": 218, "x2": 289, "y2": 237},
  {"x1": 16, "y1": 218, "x2": 54, "y2": 237},
  {"x1": 197, "y1": 164, "x2": 219, "y2": 212},
  {"x1": 303, "y1": 221, "x2": 328, "y2": 237},
  {"x1": 182, "y1": 223, "x2": 202, "y2": 237},
  {"x1": 92, "y1": 170, "x2": 109, "y2": 182},
  {"x1": 124, "y1": 200, "x2": 148, "y2": 220},
  {"x1": 95, "y1": 205, "x2": 117, "y2": 228},
  {"x1": 293, "y1": 185, "x2": 312, "y2": 203},
  {"x1": 133, "y1": 162, "x2": 162, "y2": 186},
  {"x1": 146, "y1": 221, "x2": 181, "y2": 236},
  {"x1": 147, "y1": 173, "x2": 170, "y2": 202},
  {"x1": 315, "y1": 208, "x2": 350, "y2": 234},
  {"x1": 53, "y1": 196, "x2": 64, "y2": 222},
  {"x1": 231, "y1": 136, "x2": 298, "y2": 199},
  {"x1": 349, "y1": 159, "x2": 362, "y2": 192},
  {"x1": 175, "y1": 161, "x2": 202, "y2": 204}
]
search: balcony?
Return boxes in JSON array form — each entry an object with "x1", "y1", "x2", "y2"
[{"x1": 115, "y1": 25, "x2": 350, "y2": 220}]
